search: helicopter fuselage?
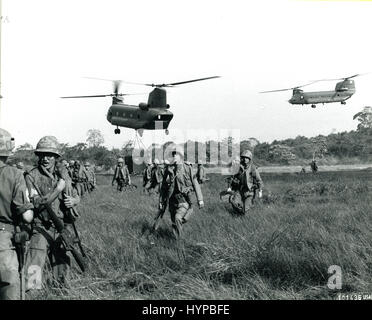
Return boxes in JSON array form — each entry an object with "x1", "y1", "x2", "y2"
[
  {"x1": 107, "y1": 103, "x2": 173, "y2": 130},
  {"x1": 289, "y1": 79, "x2": 356, "y2": 105}
]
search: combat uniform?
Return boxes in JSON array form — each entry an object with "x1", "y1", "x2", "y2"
[
  {"x1": 143, "y1": 164, "x2": 153, "y2": 191},
  {"x1": 229, "y1": 163, "x2": 263, "y2": 214},
  {"x1": 0, "y1": 164, "x2": 33, "y2": 300},
  {"x1": 84, "y1": 163, "x2": 96, "y2": 192},
  {"x1": 196, "y1": 164, "x2": 207, "y2": 184},
  {"x1": 24, "y1": 136, "x2": 80, "y2": 291},
  {"x1": 71, "y1": 162, "x2": 89, "y2": 196},
  {"x1": 146, "y1": 163, "x2": 163, "y2": 194},
  {"x1": 112, "y1": 164, "x2": 131, "y2": 191},
  {"x1": 155, "y1": 161, "x2": 203, "y2": 238}
]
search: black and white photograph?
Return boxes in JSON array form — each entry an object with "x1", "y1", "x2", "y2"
[{"x1": 1, "y1": 0, "x2": 371, "y2": 308}]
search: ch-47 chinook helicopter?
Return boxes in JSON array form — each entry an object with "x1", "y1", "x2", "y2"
[
  {"x1": 61, "y1": 76, "x2": 220, "y2": 136},
  {"x1": 260, "y1": 74, "x2": 365, "y2": 108}
]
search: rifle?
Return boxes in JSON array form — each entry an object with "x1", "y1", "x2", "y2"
[
  {"x1": 25, "y1": 173, "x2": 87, "y2": 273},
  {"x1": 14, "y1": 226, "x2": 29, "y2": 300}
]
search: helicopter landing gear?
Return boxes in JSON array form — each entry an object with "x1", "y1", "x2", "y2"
[
  {"x1": 311, "y1": 104, "x2": 316, "y2": 108},
  {"x1": 341, "y1": 101, "x2": 346, "y2": 105},
  {"x1": 114, "y1": 127, "x2": 121, "y2": 134},
  {"x1": 165, "y1": 129, "x2": 169, "y2": 135}
]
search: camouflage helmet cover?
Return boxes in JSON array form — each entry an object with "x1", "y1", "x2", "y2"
[
  {"x1": 117, "y1": 157, "x2": 124, "y2": 163},
  {"x1": 0, "y1": 128, "x2": 15, "y2": 157},
  {"x1": 240, "y1": 149, "x2": 253, "y2": 159},
  {"x1": 35, "y1": 136, "x2": 61, "y2": 157}
]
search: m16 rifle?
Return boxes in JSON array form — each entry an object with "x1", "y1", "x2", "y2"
[{"x1": 24, "y1": 172, "x2": 87, "y2": 273}]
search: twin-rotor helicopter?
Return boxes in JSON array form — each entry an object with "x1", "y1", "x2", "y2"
[
  {"x1": 260, "y1": 74, "x2": 365, "y2": 108},
  {"x1": 61, "y1": 76, "x2": 220, "y2": 136}
]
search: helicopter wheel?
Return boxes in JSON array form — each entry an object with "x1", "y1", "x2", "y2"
[
  {"x1": 341, "y1": 101, "x2": 346, "y2": 105},
  {"x1": 114, "y1": 128, "x2": 121, "y2": 134},
  {"x1": 311, "y1": 104, "x2": 316, "y2": 108},
  {"x1": 165, "y1": 129, "x2": 169, "y2": 135}
]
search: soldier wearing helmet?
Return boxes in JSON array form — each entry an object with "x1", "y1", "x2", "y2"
[
  {"x1": 142, "y1": 161, "x2": 153, "y2": 193},
  {"x1": 23, "y1": 136, "x2": 80, "y2": 293},
  {"x1": 71, "y1": 160, "x2": 89, "y2": 197},
  {"x1": 145, "y1": 159, "x2": 163, "y2": 194},
  {"x1": 227, "y1": 149, "x2": 263, "y2": 215},
  {"x1": 112, "y1": 157, "x2": 131, "y2": 191},
  {"x1": 84, "y1": 161, "x2": 96, "y2": 192},
  {"x1": 196, "y1": 162, "x2": 208, "y2": 185},
  {"x1": 153, "y1": 146, "x2": 204, "y2": 239},
  {"x1": 0, "y1": 129, "x2": 34, "y2": 300},
  {"x1": 16, "y1": 161, "x2": 25, "y2": 171}
]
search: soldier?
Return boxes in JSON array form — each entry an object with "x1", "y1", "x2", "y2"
[
  {"x1": 142, "y1": 161, "x2": 153, "y2": 193},
  {"x1": 146, "y1": 159, "x2": 163, "y2": 194},
  {"x1": 24, "y1": 136, "x2": 80, "y2": 293},
  {"x1": 227, "y1": 150, "x2": 263, "y2": 215},
  {"x1": 84, "y1": 161, "x2": 96, "y2": 192},
  {"x1": 112, "y1": 158, "x2": 131, "y2": 191},
  {"x1": 0, "y1": 128, "x2": 34, "y2": 300},
  {"x1": 68, "y1": 160, "x2": 75, "y2": 178},
  {"x1": 310, "y1": 159, "x2": 318, "y2": 174},
  {"x1": 71, "y1": 161, "x2": 89, "y2": 196},
  {"x1": 154, "y1": 148, "x2": 204, "y2": 239},
  {"x1": 196, "y1": 163, "x2": 208, "y2": 184}
]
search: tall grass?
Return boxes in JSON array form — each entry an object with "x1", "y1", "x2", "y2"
[{"x1": 35, "y1": 170, "x2": 372, "y2": 300}]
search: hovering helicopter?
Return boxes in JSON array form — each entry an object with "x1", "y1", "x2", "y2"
[
  {"x1": 260, "y1": 74, "x2": 365, "y2": 108},
  {"x1": 61, "y1": 76, "x2": 220, "y2": 135}
]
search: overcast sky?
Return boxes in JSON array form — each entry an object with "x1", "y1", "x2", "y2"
[{"x1": 1, "y1": 0, "x2": 372, "y2": 149}]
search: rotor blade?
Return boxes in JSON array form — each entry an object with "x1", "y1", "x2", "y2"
[
  {"x1": 311, "y1": 73, "x2": 369, "y2": 82},
  {"x1": 60, "y1": 94, "x2": 112, "y2": 98},
  {"x1": 260, "y1": 88, "x2": 293, "y2": 93},
  {"x1": 260, "y1": 80, "x2": 319, "y2": 94},
  {"x1": 155, "y1": 76, "x2": 221, "y2": 87},
  {"x1": 60, "y1": 93, "x2": 146, "y2": 99}
]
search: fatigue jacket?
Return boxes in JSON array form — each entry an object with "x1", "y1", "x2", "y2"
[
  {"x1": 230, "y1": 164, "x2": 263, "y2": 196},
  {"x1": 143, "y1": 166, "x2": 152, "y2": 181},
  {"x1": 0, "y1": 163, "x2": 33, "y2": 225},
  {"x1": 86, "y1": 168, "x2": 96, "y2": 186},
  {"x1": 160, "y1": 162, "x2": 203, "y2": 204},
  {"x1": 196, "y1": 165, "x2": 206, "y2": 183},
  {"x1": 25, "y1": 165, "x2": 79, "y2": 221},
  {"x1": 151, "y1": 165, "x2": 163, "y2": 184},
  {"x1": 113, "y1": 165, "x2": 131, "y2": 184}
]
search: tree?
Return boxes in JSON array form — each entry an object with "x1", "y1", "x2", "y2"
[
  {"x1": 268, "y1": 144, "x2": 296, "y2": 164},
  {"x1": 15, "y1": 143, "x2": 33, "y2": 151},
  {"x1": 353, "y1": 106, "x2": 372, "y2": 131},
  {"x1": 86, "y1": 129, "x2": 105, "y2": 147}
]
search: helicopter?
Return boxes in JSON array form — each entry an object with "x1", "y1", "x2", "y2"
[
  {"x1": 61, "y1": 76, "x2": 220, "y2": 136},
  {"x1": 260, "y1": 74, "x2": 364, "y2": 108}
]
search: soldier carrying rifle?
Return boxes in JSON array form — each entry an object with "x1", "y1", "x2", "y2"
[
  {"x1": 0, "y1": 128, "x2": 34, "y2": 300},
  {"x1": 153, "y1": 147, "x2": 204, "y2": 239},
  {"x1": 24, "y1": 136, "x2": 83, "y2": 295}
]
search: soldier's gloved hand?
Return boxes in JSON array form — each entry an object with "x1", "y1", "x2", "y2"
[
  {"x1": 64, "y1": 195, "x2": 78, "y2": 208},
  {"x1": 258, "y1": 190, "x2": 263, "y2": 198},
  {"x1": 198, "y1": 200, "x2": 204, "y2": 209},
  {"x1": 227, "y1": 187, "x2": 232, "y2": 192}
]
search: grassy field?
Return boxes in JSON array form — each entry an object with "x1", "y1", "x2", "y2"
[{"x1": 34, "y1": 169, "x2": 372, "y2": 300}]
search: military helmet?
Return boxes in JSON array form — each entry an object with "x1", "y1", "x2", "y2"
[
  {"x1": 117, "y1": 157, "x2": 124, "y2": 163},
  {"x1": 0, "y1": 128, "x2": 15, "y2": 157},
  {"x1": 35, "y1": 136, "x2": 61, "y2": 157},
  {"x1": 154, "y1": 159, "x2": 160, "y2": 165},
  {"x1": 240, "y1": 149, "x2": 253, "y2": 159},
  {"x1": 69, "y1": 160, "x2": 75, "y2": 166},
  {"x1": 84, "y1": 161, "x2": 90, "y2": 166},
  {"x1": 164, "y1": 159, "x2": 170, "y2": 165}
]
